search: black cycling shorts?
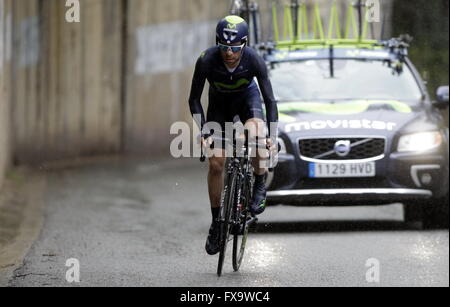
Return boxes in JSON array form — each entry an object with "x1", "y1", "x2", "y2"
[
  {"x1": 205, "y1": 83, "x2": 265, "y2": 141},
  {"x1": 204, "y1": 83, "x2": 265, "y2": 150}
]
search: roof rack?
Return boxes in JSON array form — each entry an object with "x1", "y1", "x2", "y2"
[{"x1": 380, "y1": 34, "x2": 412, "y2": 57}]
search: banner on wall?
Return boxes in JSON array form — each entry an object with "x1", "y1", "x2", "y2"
[{"x1": 134, "y1": 20, "x2": 215, "y2": 75}]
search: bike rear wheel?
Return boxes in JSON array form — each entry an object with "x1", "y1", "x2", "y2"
[{"x1": 217, "y1": 169, "x2": 237, "y2": 277}]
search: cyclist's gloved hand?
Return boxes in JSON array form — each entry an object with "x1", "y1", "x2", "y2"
[
  {"x1": 200, "y1": 133, "x2": 213, "y2": 149},
  {"x1": 266, "y1": 137, "x2": 280, "y2": 155},
  {"x1": 266, "y1": 137, "x2": 278, "y2": 152},
  {"x1": 266, "y1": 137, "x2": 281, "y2": 170}
]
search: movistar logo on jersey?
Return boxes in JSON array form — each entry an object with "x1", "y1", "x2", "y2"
[
  {"x1": 285, "y1": 120, "x2": 397, "y2": 133},
  {"x1": 214, "y1": 78, "x2": 250, "y2": 90}
]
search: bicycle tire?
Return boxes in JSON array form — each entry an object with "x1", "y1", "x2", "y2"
[
  {"x1": 217, "y1": 168, "x2": 238, "y2": 277},
  {"x1": 232, "y1": 176, "x2": 252, "y2": 272}
]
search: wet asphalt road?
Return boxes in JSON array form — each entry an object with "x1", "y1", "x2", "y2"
[{"x1": 7, "y1": 158, "x2": 449, "y2": 287}]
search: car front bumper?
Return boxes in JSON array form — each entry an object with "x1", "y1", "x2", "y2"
[
  {"x1": 267, "y1": 188, "x2": 432, "y2": 206},
  {"x1": 267, "y1": 147, "x2": 449, "y2": 206}
]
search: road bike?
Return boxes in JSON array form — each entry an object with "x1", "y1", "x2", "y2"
[{"x1": 200, "y1": 130, "x2": 271, "y2": 276}]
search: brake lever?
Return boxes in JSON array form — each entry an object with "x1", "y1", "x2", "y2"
[
  {"x1": 199, "y1": 131, "x2": 212, "y2": 163},
  {"x1": 267, "y1": 140, "x2": 282, "y2": 172}
]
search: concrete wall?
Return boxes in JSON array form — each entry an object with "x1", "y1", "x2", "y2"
[
  {"x1": 0, "y1": 0, "x2": 12, "y2": 187},
  {"x1": 10, "y1": 0, "x2": 124, "y2": 164},
  {"x1": 1, "y1": 0, "x2": 229, "y2": 166},
  {"x1": 124, "y1": 0, "x2": 228, "y2": 155}
]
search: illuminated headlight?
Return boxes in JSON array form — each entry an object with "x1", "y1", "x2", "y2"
[
  {"x1": 397, "y1": 131, "x2": 443, "y2": 152},
  {"x1": 277, "y1": 138, "x2": 287, "y2": 154}
]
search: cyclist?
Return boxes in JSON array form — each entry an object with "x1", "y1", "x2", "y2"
[{"x1": 188, "y1": 15, "x2": 279, "y2": 255}]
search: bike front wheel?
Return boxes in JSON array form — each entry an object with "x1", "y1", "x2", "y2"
[
  {"x1": 217, "y1": 169, "x2": 237, "y2": 277},
  {"x1": 232, "y1": 177, "x2": 252, "y2": 272}
]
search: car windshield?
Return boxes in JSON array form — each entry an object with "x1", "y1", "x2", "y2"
[{"x1": 269, "y1": 59, "x2": 423, "y2": 103}]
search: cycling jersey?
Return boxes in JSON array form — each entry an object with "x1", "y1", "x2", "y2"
[{"x1": 188, "y1": 46, "x2": 279, "y2": 137}]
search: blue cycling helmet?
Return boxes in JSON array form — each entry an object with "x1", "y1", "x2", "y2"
[{"x1": 216, "y1": 15, "x2": 249, "y2": 45}]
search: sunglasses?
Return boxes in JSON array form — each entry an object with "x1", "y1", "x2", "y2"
[{"x1": 218, "y1": 43, "x2": 245, "y2": 53}]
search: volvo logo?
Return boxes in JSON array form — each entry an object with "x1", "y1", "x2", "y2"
[{"x1": 334, "y1": 140, "x2": 351, "y2": 157}]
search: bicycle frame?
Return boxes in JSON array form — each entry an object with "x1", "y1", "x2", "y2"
[{"x1": 200, "y1": 129, "x2": 268, "y2": 276}]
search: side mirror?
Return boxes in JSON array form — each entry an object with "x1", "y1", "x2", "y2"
[{"x1": 434, "y1": 86, "x2": 449, "y2": 109}]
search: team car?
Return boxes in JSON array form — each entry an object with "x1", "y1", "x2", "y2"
[
  {"x1": 226, "y1": 0, "x2": 449, "y2": 228},
  {"x1": 260, "y1": 37, "x2": 449, "y2": 228}
]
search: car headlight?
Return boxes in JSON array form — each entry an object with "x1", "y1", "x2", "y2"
[{"x1": 397, "y1": 131, "x2": 443, "y2": 152}]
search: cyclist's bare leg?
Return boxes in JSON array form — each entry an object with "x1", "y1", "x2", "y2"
[
  {"x1": 205, "y1": 148, "x2": 225, "y2": 255},
  {"x1": 244, "y1": 118, "x2": 268, "y2": 214},
  {"x1": 208, "y1": 148, "x2": 226, "y2": 209},
  {"x1": 245, "y1": 118, "x2": 268, "y2": 175}
]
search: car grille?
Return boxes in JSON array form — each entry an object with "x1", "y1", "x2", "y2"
[{"x1": 299, "y1": 137, "x2": 385, "y2": 160}]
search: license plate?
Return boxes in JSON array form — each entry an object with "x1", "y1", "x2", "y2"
[{"x1": 309, "y1": 162, "x2": 376, "y2": 178}]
